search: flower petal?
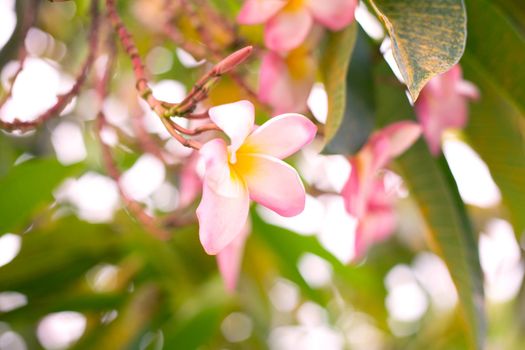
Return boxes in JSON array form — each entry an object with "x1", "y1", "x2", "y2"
[
  {"x1": 265, "y1": 8, "x2": 313, "y2": 52},
  {"x1": 414, "y1": 65, "x2": 478, "y2": 155},
  {"x1": 355, "y1": 209, "x2": 396, "y2": 258},
  {"x1": 209, "y1": 101, "x2": 255, "y2": 159},
  {"x1": 217, "y1": 222, "x2": 250, "y2": 291},
  {"x1": 197, "y1": 139, "x2": 250, "y2": 255},
  {"x1": 199, "y1": 139, "x2": 243, "y2": 197},
  {"x1": 368, "y1": 121, "x2": 421, "y2": 169},
  {"x1": 197, "y1": 178, "x2": 250, "y2": 255},
  {"x1": 236, "y1": 153, "x2": 305, "y2": 216},
  {"x1": 342, "y1": 156, "x2": 372, "y2": 218},
  {"x1": 258, "y1": 51, "x2": 313, "y2": 114},
  {"x1": 241, "y1": 113, "x2": 317, "y2": 159},
  {"x1": 237, "y1": 0, "x2": 286, "y2": 24},
  {"x1": 306, "y1": 0, "x2": 357, "y2": 31}
]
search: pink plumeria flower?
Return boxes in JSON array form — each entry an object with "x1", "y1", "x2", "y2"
[
  {"x1": 197, "y1": 100, "x2": 317, "y2": 260},
  {"x1": 217, "y1": 221, "x2": 251, "y2": 291},
  {"x1": 353, "y1": 179, "x2": 396, "y2": 257},
  {"x1": 414, "y1": 64, "x2": 479, "y2": 155},
  {"x1": 342, "y1": 121, "x2": 421, "y2": 256},
  {"x1": 238, "y1": 0, "x2": 357, "y2": 52},
  {"x1": 259, "y1": 47, "x2": 316, "y2": 114}
]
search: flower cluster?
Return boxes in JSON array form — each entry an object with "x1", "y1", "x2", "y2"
[
  {"x1": 342, "y1": 122, "x2": 422, "y2": 257},
  {"x1": 195, "y1": 98, "x2": 425, "y2": 287},
  {"x1": 238, "y1": 0, "x2": 357, "y2": 114}
]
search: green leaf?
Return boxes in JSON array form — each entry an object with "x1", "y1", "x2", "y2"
[
  {"x1": 320, "y1": 23, "x2": 358, "y2": 146},
  {"x1": 163, "y1": 278, "x2": 230, "y2": 350},
  {"x1": 251, "y1": 211, "x2": 388, "y2": 322},
  {"x1": 374, "y1": 64, "x2": 485, "y2": 349},
  {"x1": 325, "y1": 27, "x2": 376, "y2": 155},
  {"x1": 462, "y1": 63, "x2": 525, "y2": 236},
  {"x1": 0, "y1": 217, "x2": 120, "y2": 296},
  {"x1": 0, "y1": 158, "x2": 78, "y2": 234},
  {"x1": 369, "y1": 0, "x2": 467, "y2": 101},
  {"x1": 463, "y1": 0, "x2": 525, "y2": 116},
  {"x1": 0, "y1": 134, "x2": 17, "y2": 177},
  {"x1": 78, "y1": 284, "x2": 164, "y2": 350}
]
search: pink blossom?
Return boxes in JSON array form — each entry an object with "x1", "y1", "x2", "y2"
[
  {"x1": 353, "y1": 179, "x2": 396, "y2": 257},
  {"x1": 414, "y1": 64, "x2": 479, "y2": 155},
  {"x1": 197, "y1": 100, "x2": 316, "y2": 286},
  {"x1": 342, "y1": 121, "x2": 421, "y2": 256},
  {"x1": 217, "y1": 221, "x2": 251, "y2": 291},
  {"x1": 259, "y1": 48, "x2": 315, "y2": 114},
  {"x1": 238, "y1": 0, "x2": 357, "y2": 52}
]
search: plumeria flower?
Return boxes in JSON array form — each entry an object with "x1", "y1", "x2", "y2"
[
  {"x1": 414, "y1": 64, "x2": 479, "y2": 155},
  {"x1": 353, "y1": 179, "x2": 396, "y2": 257},
  {"x1": 259, "y1": 45, "x2": 316, "y2": 114},
  {"x1": 217, "y1": 221, "x2": 251, "y2": 291},
  {"x1": 342, "y1": 121, "x2": 421, "y2": 256},
  {"x1": 197, "y1": 100, "x2": 317, "y2": 286},
  {"x1": 237, "y1": 0, "x2": 357, "y2": 52}
]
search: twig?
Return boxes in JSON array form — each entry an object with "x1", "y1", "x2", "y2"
[
  {"x1": 105, "y1": 0, "x2": 253, "y2": 149},
  {"x1": 168, "y1": 46, "x2": 253, "y2": 115},
  {"x1": 130, "y1": 110, "x2": 170, "y2": 162},
  {"x1": 162, "y1": 1, "x2": 260, "y2": 102},
  {"x1": 0, "y1": 0, "x2": 100, "y2": 132},
  {"x1": 96, "y1": 112, "x2": 171, "y2": 240},
  {"x1": 95, "y1": 36, "x2": 170, "y2": 241}
]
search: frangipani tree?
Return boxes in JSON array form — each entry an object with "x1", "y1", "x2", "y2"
[{"x1": 0, "y1": 0, "x2": 524, "y2": 349}]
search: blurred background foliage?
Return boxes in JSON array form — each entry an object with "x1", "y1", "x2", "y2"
[{"x1": 0, "y1": 0, "x2": 524, "y2": 349}]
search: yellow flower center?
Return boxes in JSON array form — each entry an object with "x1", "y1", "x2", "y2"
[
  {"x1": 285, "y1": 45, "x2": 312, "y2": 80},
  {"x1": 283, "y1": 0, "x2": 305, "y2": 12},
  {"x1": 230, "y1": 153, "x2": 254, "y2": 178}
]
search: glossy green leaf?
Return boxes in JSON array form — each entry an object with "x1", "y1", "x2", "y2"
[
  {"x1": 369, "y1": 0, "x2": 466, "y2": 101},
  {"x1": 0, "y1": 158, "x2": 78, "y2": 234},
  {"x1": 374, "y1": 64, "x2": 485, "y2": 349},
  {"x1": 325, "y1": 27, "x2": 376, "y2": 155},
  {"x1": 462, "y1": 64, "x2": 525, "y2": 236},
  {"x1": 463, "y1": 0, "x2": 525, "y2": 116},
  {"x1": 320, "y1": 23, "x2": 358, "y2": 146}
]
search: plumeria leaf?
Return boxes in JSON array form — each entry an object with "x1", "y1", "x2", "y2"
[
  {"x1": 463, "y1": 0, "x2": 525, "y2": 117},
  {"x1": 163, "y1": 277, "x2": 230, "y2": 349},
  {"x1": 462, "y1": 65, "x2": 525, "y2": 237},
  {"x1": 0, "y1": 158, "x2": 79, "y2": 234},
  {"x1": 0, "y1": 216, "x2": 120, "y2": 301},
  {"x1": 325, "y1": 27, "x2": 376, "y2": 155},
  {"x1": 374, "y1": 63, "x2": 485, "y2": 349},
  {"x1": 320, "y1": 22, "x2": 358, "y2": 147},
  {"x1": 251, "y1": 210, "x2": 389, "y2": 322},
  {"x1": 369, "y1": 0, "x2": 467, "y2": 101}
]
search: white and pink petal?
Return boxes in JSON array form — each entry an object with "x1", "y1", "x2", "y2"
[
  {"x1": 306, "y1": 0, "x2": 357, "y2": 31},
  {"x1": 209, "y1": 101, "x2": 255, "y2": 159},
  {"x1": 196, "y1": 178, "x2": 250, "y2": 255},
  {"x1": 217, "y1": 221, "x2": 250, "y2": 291},
  {"x1": 242, "y1": 113, "x2": 316, "y2": 159},
  {"x1": 264, "y1": 8, "x2": 313, "y2": 52},
  {"x1": 237, "y1": 0, "x2": 287, "y2": 24},
  {"x1": 237, "y1": 153, "x2": 306, "y2": 217}
]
